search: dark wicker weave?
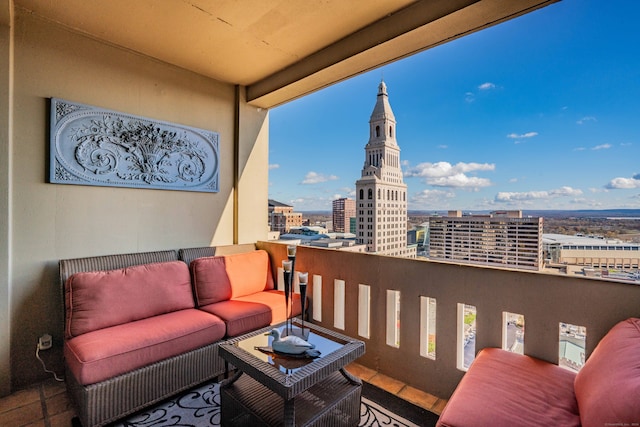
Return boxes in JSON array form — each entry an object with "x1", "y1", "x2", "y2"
[
  {"x1": 178, "y1": 246, "x2": 217, "y2": 267},
  {"x1": 220, "y1": 320, "x2": 365, "y2": 426},
  {"x1": 221, "y1": 370, "x2": 362, "y2": 426},
  {"x1": 60, "y1": 250, "x2": 226, "y2": 427}
]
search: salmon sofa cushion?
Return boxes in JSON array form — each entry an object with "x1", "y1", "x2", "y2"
[
  {"x1": 235, "y1": 290, "x2": 302, "y2": 325},
  {"x1": 574, "y1": 318, "x2": 640, "y2": 427},
  {"x1": 200, "y1": 290, "x2": 304, "y2": 337},
  {"x1": 199, "y1": 300, "x2": 273, "y2": 337},
  {"x1": 225, "y1": 250, "x2": 274, "y2": 298},
  {"x1": 437, "y1": 348, "x2": 580, "y2": 427},
  {"x1": 65, "y1": 261, "x2": 193, "y2": 338},
  {"x1": 64, "y1": 309, "x2": 226, "y2": 385},
  {"x1": 191, "y1": 250, "x2": 275, "y2": 302},
  {"x1": 191, "y1": 256, "x2": 232, "y2": 306}
]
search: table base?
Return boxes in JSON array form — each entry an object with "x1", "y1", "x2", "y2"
[{"x1": 221, "y1": 370, "x2": 362, "y2": 426}]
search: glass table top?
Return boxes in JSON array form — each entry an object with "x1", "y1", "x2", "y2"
[{"x1": 232, "y1": 322, "x2": 348, "y2": 374}]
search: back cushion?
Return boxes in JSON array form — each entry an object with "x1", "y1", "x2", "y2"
[
  {"x1": 190, "y1": 256, "x2": 233, "y2": 306},
  {"x1": 574, "y1": 318, "x2": 640, "y2": 427},
  {"x1": 224, "y1": 250, "x2": 275, "y2": 298},
  {"x1": 65, "y1": 261, "x2": 193, "y2": 338}
]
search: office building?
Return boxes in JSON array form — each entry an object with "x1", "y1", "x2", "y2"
[
  {"x1": 355, "y1": 82, "x2": 414, "y2": 257},
  {"x1": 428, "y1": 210, "x2": 543, "y2": 271},
  {"x1": 268, "y1": 199, "x2": 303, "y2": 234},
  {"x1": 332, "y1": 198, "x2": 356, "y2": 233},
  {"x1": 544, "y1": 233, "x2": 640, "y2": 270}
]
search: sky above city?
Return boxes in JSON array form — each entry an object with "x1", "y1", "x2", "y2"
[{"x1": 268, "y1": 0, "x2": 640, "y2": 212}]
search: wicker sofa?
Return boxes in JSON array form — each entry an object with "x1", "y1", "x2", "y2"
[
  {"x1": 437, "y1": 317, "x2": 640, "y2": 427},
  {"x1": 61, "y1": 246, "x2": 302, "y2": 427}
]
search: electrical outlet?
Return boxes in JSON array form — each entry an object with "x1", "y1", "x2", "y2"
[{"x1": 38, "y1": 334, "x2": 52, "y2": 351}]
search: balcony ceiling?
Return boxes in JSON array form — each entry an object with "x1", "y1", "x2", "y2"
[{"x1": 15, "y1": 0, "x2": 558, "y2": 108}]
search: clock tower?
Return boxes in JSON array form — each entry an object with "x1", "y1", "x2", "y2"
[{"x1": 355, "y1": 81, "x2": 410, "y2": 256}]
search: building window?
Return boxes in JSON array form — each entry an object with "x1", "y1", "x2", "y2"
[
  {"x1": 375, "y1": 126, "x2": 380, "y2": 137},
  {"x1": 390, "y1": 126, "x2": 393, "y2": 137},
  {"x1": 368, "y1": 189, "x2": 373, "y2": 199},
  {"x1": 359, "y1": 189, "x2": 364, "y2": 200}
]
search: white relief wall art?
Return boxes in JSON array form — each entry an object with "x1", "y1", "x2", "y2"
[{"x1": 49, "y1": 98, "x2": 219, "y2": 192}]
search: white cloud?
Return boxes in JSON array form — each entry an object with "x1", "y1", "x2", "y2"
[
  {"x1": 495, "y1": 186, "x2": 583, "y2": 202},
  {"x1": 268, "y1": 164, "x2": 280, "y2": 170},
  {"x1": 405, "y1": 161, "x2": 494, "y2": 190},
  {"x1": 577, "y1": 116, "x2": 597, "y2": 125},
  {"x1": 606, "y1": 174, "x2": 640, "y2": 189},
  {"x1": 405, "y1": 161, "x2": 495, "y2": 178},
  {"x1": 569, "y1": 198, "x2": 603, "y2": 207},
  {"x1": 507, "y1": 132, "x2": 538, "y2": 140},
  {"x1": 438, "y1": 145, "x2": 448, "y2": 149},
  {"x1": 592, "y1": 144, "x2": 611, "y2": 150},
  {"x1": 465, "y1": 92, "x2": 475, "y2": 103},
  {"x1": 427, "y1": 174, "x2": 492, "y2": 189},
  {"x1": 478, "y1": 82, "x2": 496, "y2": 90},
  {"x1": 410, "y1": 189, "x2": 455, "y2": 206},
  {"x1": 573, "y1": 147, "x2": 586, "y2": 151},
  {"x1": 301, "y1": 171, "x2": 339, "y2": 185},
  {"x1": 509, "y1": 178, "x2": 518, "y2": 183}
]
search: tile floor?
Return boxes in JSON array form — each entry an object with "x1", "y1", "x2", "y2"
[
  {"x1": 0, "y1": 377, "x2": 75, "y2": 427},
  {"x1": 345, "y1": 362, "x2": 448, "y2": 415},
  {"x1": 0, "y1": 363, "x2": 445, "y2": 426}
]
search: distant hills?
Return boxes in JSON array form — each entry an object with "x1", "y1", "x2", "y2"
[
  {"x1": 301, "y1": 209, "x2": 640, "y2": 219},
  {"x1": 518, "y1": 209, "x2": 640, "y2": 219}
]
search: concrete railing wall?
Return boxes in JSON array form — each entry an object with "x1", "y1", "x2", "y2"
[{"x1": 258, "y1": 241, "x2": 640, "y2": 398}]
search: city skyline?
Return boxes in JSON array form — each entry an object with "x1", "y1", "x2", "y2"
[{"x1": 268, "y1": 0, "x2": 640, "y2": 212}]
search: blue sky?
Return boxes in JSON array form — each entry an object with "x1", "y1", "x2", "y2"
[{"x1": 268, "y1": 0, "x2": 640, "y2": 212}]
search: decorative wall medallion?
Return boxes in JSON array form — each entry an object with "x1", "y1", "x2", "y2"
[{"x1": 49, "y1": 98, "x2": 219, "y2": 192}]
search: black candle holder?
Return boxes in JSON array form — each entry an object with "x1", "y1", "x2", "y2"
[
  {"x1": 298, "y1": 273, "x2": 308, "y2": 336},
  {"x1": 282, "y1": 261, "x2": 292, "y2": 335},
  {"x1": 286, "y1": 245, "x2": 296, "y2": 335},
  {"x1": 282, "y1": 246, "x2": 309, "y2": 338}
]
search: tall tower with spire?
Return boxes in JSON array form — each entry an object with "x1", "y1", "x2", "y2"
[{"x1": 355, "y1": 81, "x2": 412, "y2": 257}]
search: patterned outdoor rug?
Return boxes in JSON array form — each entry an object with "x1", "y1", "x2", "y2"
[{"x1": 103, "y1": 380, "x2": 438, "y2": 427}]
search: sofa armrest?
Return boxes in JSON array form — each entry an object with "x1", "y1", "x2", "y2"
[
  {"x1": 574, "y1": 318, "x2": 640, "y2": 427},
  {"x1": 437, "y1": 348, "x2": 579, "y2": 427}
]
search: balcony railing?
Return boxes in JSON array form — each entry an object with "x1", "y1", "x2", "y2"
[{"x1": 257, "y1": 241, "x2": 640, "y2": 399}]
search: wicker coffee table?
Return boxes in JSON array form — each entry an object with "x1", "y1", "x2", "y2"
[{"x1": 219, "y1": 319, "x2": 365, "y2": 426}]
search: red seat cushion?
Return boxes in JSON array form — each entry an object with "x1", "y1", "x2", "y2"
[
  {"x1": 200, "y1": 300, "x2": 271, "y2": 337},
  {"x1": 199, "y1": 291, "x2": 302, "y2": 337},
  {"x1": 65, "y1": 261, "x2": 194, "y2": 338},
  {"x1": 574, "y1": 318, "x2": 640, "y2": 427},
  {"x1": 64, "y1": 309, "x2": 226, "y2": 385},
  {"x1": 235, "y1": 290, "x2": 302, "y2": 325},
  {"x1": 437, "y1": 348, "x2": 580, "y2": 427},
  {"x1": 190, "y1": 256, "x2": 232, "y2": 306}
]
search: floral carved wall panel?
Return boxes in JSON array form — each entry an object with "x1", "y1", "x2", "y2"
[{"x1": 49, "y1": 98, "x2": 219, "y2": 192}]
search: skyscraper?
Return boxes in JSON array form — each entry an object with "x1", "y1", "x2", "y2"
[
  {"x1": 332, "y1": 198, "x2": 355, "y2": 233},
  {"x1": 428, "y1": 210, "x2": 543, "y2": 271},
  {"x1": 356, "y1": 81, "x2": 412, "y2": 257}
]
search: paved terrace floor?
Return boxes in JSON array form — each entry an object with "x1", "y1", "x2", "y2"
[{"x1": 0, "y1": 363, "x2": 446, "y2": 426}]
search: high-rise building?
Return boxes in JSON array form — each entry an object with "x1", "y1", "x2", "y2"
[
  {"x1": 428, "y1": 210, "x2": 543, "y2": 271},
  {"x1": 355, "y1": 82, "x2": 414, "y2": 257},
  {"x1": 268, "y1": 199, "x2": 303, "y2": 234},
  {"x1": 332, "y1": 198, "x2": 355, "y2": 233}
]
